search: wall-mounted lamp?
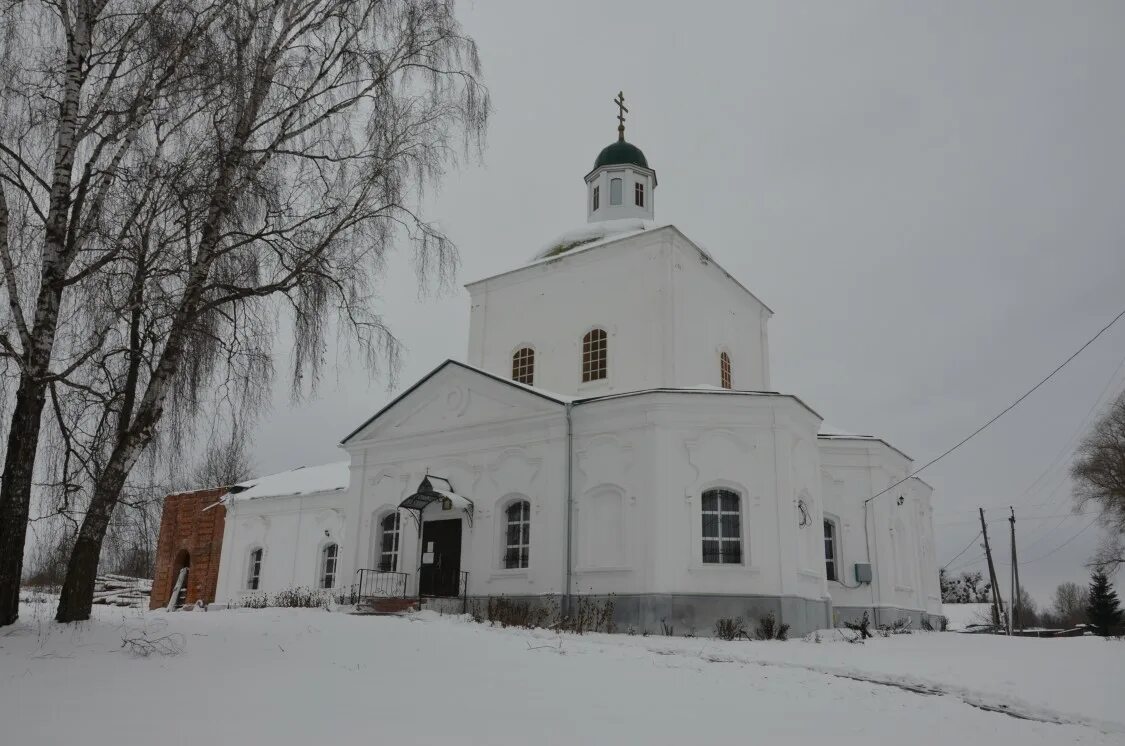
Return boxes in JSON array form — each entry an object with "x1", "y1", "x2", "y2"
[{"x1": 896, "y1": 495, "x2": 905, "y2": 506}]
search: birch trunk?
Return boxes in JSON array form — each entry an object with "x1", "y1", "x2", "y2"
[
  {"x1": 0, "y1": 3, "x2": 93, "y2": 626},
  {"x1": 55, "y1": 268, "x2": 208, "y2": 621}
]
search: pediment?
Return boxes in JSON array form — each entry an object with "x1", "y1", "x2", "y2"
[{"x1": 342, "y1": 361, "x2": 563, "y2": 445}]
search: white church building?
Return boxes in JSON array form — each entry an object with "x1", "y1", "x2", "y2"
[{"x1": 213, "y1": 108, "x2": 942, "y2": 635}]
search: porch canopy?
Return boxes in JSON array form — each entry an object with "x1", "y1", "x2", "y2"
[{"x1": 399, "y1": 476, "x2": 474, "y2": 526}]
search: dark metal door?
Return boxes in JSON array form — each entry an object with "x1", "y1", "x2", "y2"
[{"x1": 419, "y1": 519, "x2": 462, "y2": 597}]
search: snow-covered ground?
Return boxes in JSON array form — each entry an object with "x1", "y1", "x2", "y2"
[
  {"x1": 2, "y1": 599, "x2": 1123, "y2": 745},
  {"x1": 943, "y1": 602, "x2": 995, "y2": 630}
]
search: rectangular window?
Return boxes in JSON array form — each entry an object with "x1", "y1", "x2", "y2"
[
  {"x1": 610, "y1": 177, "x2": 622, "y2": 205},
  {"x1": 379, "y1": 514, "x2": 400, "y2": 572},
  {"x1": 504, "y1": 501, "x2": 531, "y2": 569},
  {"x1": 702, "y1": 489, "x2": 742, "y2": 564},
  {"x1": 321, "y1": 544, "x2": 338, "y2": 589},
  {"x1": 824, "y1": 520, "x2": 838, "y2": 582},
  {"x1": 247, "y1": 548, "x2": 262, "y2": 590},
  {"x1": 592, "y1": 185, "x2": 600, "y2": 211},
  {"x1": 634, "y1": 182, "x2": 644, "y2": 207}
]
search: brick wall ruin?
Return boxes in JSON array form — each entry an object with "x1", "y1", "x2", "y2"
[{"x1": 149, "y1": 487, "x2": 227, "y2": 609}]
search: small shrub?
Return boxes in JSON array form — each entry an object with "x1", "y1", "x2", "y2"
[
  {"x1": 844, "y1": 611, "x2": 872, "y2": 639},
  {"x1": 660, "y1": 619, "x2": 674, "y2": 636},
  {"x1": 756, "y1": 612, "x2": 775, "y2": 640},
  {"x1": 556, "y1": 596, "x2": 616, "y2": 634},
  {"x1": 232, "y1": 587, "x2": 334, "y2": 610},
  {"x1": 714, "y1": 616, "x2": 749, "y2": 641},
  {"x1": 236, "y1": 592, "x2": 269, "y2": 609},
  {"x1": 486, "y1": 596, "x2": 553, "y2": 629},
  {"x1": 876, "y1": 617, "x2": 913, "y2": 637}
]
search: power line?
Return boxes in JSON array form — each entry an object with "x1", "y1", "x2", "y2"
[
  {"x1": 865, "y1": 304, "x2": 1125, "y2": 506},
  {"x1": 946, "y1": 552, "x2": 987, "y2": 573},
  {"x1": 1000, "y1": 517, "x2": 1101, "y2": 565},
  {"x1": 1013, "y1": 350, "x2": 1125, "y2": 550},
  {"x1": 935, "y1": 510, "x2": 1098, "y2": 528},
  {"x1": 1013, "y1": 349, "x2": 1125, "y2": 505},
  {"x1": 941, "y1": 530, "x2": 982, "y2": 569}
]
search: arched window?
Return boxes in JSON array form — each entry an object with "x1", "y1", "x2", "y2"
[
  {"x1": 320, "y1": 543, "x2": 338, "y2": 589},
  {"x1": 701, "y1": 488, "x2": 742, "y2": 564},
  {"x1": 247, "y1": 547, "x2": 263, "y2": 590},
  {"x1": 634, "y1": 181, "x2": 644, "y2": 207},
  {"x1": 512, "y1": 347, "x2": 535, "y2": 385},
  {"x1": 504, "y1": 500, "x2": 531, "y2": 569},
  {"x1": 582, "y1": 328, "x2": 607, "y2": 382},
  {"x1": 823, "y1": 519, "x2": 839, "y2": 582},
  {"x1": 720, "y1": 351, "x2": 732, "y2": 390},
  {"x1": 610, "y1": 177, "x2": 622, "y2": 205},
  {"x1": 378, "y1": 513, "x2": 401, "y2": 572}
]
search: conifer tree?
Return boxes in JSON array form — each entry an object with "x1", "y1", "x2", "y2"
[{"x1": 1086, "y1": 570, "x2": 1123, "y2": 636}]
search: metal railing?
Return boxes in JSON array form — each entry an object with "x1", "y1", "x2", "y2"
[{"x1": 355, "y1": 568, "x2": 409, "y2": 600}]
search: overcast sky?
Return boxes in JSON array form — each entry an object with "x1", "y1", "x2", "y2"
[{"x1": 243, "y1": 1, "x2": 1125, "y2": 603}]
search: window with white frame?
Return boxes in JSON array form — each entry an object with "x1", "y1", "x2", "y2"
[
  {"x1": 504, "y1": 499, "x2": 531, "y2": 569},
  {"x1": 702, "y1": 488, "x2": 742, "y2": 564},
  {"x1": 634, "y1": 181, "x2": 644, "y2": 207},
  {"x1": 592, "y1": 185, "x2": 600, "y2": 211},
  {"x1": 320, "y1": 543, "x2": 338, "y2": 589},
  {"x1": 610, "y1": 177, "x2": 622, "y2": 205},
  {"x1": 824, "y1": 518, "x2": 839, "y2": 582},
  {"x1": 720, "y1": 351, "x2": 732, "y2": 390},
  {"x1": 247, "y1": 547, "x2": 263, "y2": 590},
  {"x1": 378, "y1": 513, "x2": 400, "y2": 572}
]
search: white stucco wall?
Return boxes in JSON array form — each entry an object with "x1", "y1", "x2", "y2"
[
  {"x1": 215, "y1": 491, "x2": 347, "y2": 604},
  {"x1": 214, "y1": 364, "x2": 938, "y2": 627},
  {"x1": 337, "y1": 366, "x2": 830, "y2": 610},
  {"x1": 464, "y1": 227, "x2": 771, "y2": 397},
  {"x1": 818, "y1": 436, "x2": 941, "y2": 621}
]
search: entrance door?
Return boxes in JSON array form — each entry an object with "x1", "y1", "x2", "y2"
[{"x1": 419, "y1": 519, "x2": 462, "y2": 597}]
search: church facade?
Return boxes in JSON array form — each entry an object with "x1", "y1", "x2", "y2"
[{"x1": 212, "y1": 112, "x2": 942, "y2": 635}]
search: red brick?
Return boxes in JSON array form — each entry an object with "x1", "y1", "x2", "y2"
[{"x1": 149, "y1": 487, "x2": 227, "y2": 610}]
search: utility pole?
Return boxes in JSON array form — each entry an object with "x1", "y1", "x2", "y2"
[
  {"x1": 1010, "y1": 506, "x2": 1022, "y2": 633},
  {"x1": 979, "y1": 508, "x2": 1006, "y2": 632}
]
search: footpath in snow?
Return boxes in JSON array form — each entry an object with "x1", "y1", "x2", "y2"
[{"x1": 2, "y1": 599, "x2": 1123, "y2": 746}]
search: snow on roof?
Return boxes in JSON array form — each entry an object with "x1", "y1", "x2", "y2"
[
  {"x1": 528, "y1": 218, "x2": 654, "y2": 262},
  {"x1": 819, "y1": 422, "x2": 869, "y2": 438},
  {"x1": 817, "y1": 423, "x2": 913, "y2": 461},
  {"x1": 225, "y1": 461, "x2": 350, "y2": 502}
]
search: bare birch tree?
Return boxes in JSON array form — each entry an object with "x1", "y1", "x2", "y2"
[
  {"x1": 0, "y1": 0, "x2": 222, "y2": 625},
  {"x1": 52, "y1": 0, "x2": 488, "y2": 622},
  {"x1": 190, "y1": 432, "x2": 254, "y2": 490},
  {"x1": 1072, "y1": 391, "x2": 1125, "y2": 574}
]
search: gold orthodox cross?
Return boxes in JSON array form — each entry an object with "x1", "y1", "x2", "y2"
[{"x1": 614, "y1": 91, "x2": 628, "y2": 141}]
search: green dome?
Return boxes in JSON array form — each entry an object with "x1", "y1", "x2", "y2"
[{"x1": 593, "y1": 140, "x2": 649, "y2": 170}]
